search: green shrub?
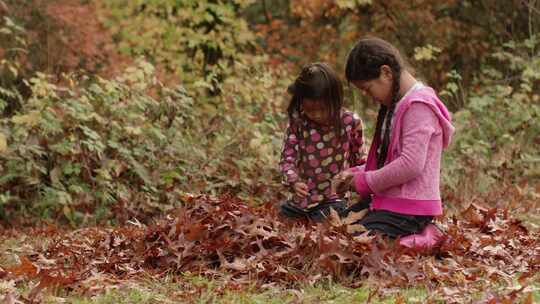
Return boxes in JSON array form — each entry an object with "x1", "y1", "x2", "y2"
[
  {"x1": 0, "y1": 15, "x2": 26, "y2": 116},
  {"x1": 443, "y1": 37, "x2": 540, "y2": 195},
  {"x1": 0, "y1": 57, "x2": 294, "y2": 225},
  {"x1": 0, "y1": 1, "x2": 294, "y2": 225}
]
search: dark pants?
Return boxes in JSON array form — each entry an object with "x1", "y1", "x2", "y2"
[
  {"x1": 342, "y1": 197, "x2": 433, "y2": 238},
  {"x1": 280, "y1": 199, "x2": 347, "y2": 222}
]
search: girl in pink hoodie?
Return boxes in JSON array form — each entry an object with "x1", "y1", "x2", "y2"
[{"x1": 333, "y1": 37, "x2": 455, "y2": 239}]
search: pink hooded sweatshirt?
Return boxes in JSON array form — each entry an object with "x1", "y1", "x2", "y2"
[{"x1": 354, "y1": 86, "x2": 454, "y2": 216}]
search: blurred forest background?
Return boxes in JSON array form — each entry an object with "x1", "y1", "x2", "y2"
[{"x1": 0, "y1": 0, "x2": 539, "y2": 226}]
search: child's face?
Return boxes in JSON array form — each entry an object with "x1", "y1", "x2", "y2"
[
  {"x1": 351, "y1": 66, "x2": 394, "y2": 106},
  {"x1": 301, "y1": 98, "x2": 330, "y2": 125}
]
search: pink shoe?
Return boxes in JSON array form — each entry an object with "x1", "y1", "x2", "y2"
[{"x1": 399, "y1": 223, "x2": 443, "y2": 249}]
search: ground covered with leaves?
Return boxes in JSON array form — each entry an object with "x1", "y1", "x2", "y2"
[{"x1": 1, "y1": 185, "x2": 539, "y2": 303}]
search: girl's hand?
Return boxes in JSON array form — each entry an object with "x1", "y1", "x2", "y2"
[
  {"x1": 293, "y1": 182, "x2": 309, "y2": 198},
  {"x1": 331, "y1": 170, "x2": 355, "y2": 195}
]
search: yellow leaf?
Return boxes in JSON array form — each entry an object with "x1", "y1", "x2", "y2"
[
  {"x1": 328, "y1": 207, "x2": 342, "y2": 226},
  {"x1": 413, "y1": 45, "x2": 442, "y2": 61},
  {"x1": 50, "y1": 167, "x2": 62, "y2": 185},
  {"x1": 0, "y1": 132, "x2": 7, "y2": 153},
  {"x1": 347, "y1": 224, "x2": 367, "y2": 234},
  {"x1": 125, "y1": 126, "x2": 142, "y2": 135},
  {"x1": 342, "y1": 209, "x2": 368, "y2": 225},
  {"x1": 11, "y1": 111, "x2": 40, "y2": 126}
]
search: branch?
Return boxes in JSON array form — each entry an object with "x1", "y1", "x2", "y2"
[{"x1": 262, "y1": 0, "x2": 272, "y2": 23}]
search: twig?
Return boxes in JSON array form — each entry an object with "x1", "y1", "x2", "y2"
[{"x1": 262, "y1": 0, "x2": 272, "y2": 23}]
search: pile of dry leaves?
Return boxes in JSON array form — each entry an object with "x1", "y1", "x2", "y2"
[{"x1": 1, "y1": 194, "x2": 539, "y2": 302}]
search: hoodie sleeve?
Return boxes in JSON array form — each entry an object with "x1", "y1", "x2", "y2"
[
  {"x1": 364, "y1": 103, "x2": 441, "y2": 193},
  {"x1": 279, "y1": 122, "x2": 301, "y2": 187}
]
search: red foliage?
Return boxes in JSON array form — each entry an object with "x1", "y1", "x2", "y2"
[
  {"x1": 3, "y1": 193, "x2": 539, "y2": 301},
  {"x1": 4, "y1": 0, "x2": 131, "y2": 81},
  {"x1": 252, "y1": 0, "x2": 529, "y2": 89},
  {"x1": 43, "y1": 1, "x2": 130, "y2": 78}
]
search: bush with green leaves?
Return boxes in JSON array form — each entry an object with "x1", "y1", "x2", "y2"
[
  {"x1": 1, "y1": 62, "x2": 180, "y2": 222},
  {"x1": 101, "y1": 0, "x2": 295, "y2": 201},
  {"x1": 442, "y1": 37, "x2": 540, "y2": 195},
  {"x1": 103, "y1": 0, "x2": 257, "y2": 92},
  {"x1": 0, "y1": 2, "x2": 293, "y2": 225},
  {"x1": 0, "y1": 15, "x2": 26, "y2": 116},
  {"x1": 0, "y1": 58, "x2": 291, "y2": 225}
]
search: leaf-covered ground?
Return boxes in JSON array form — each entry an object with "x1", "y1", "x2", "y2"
[{"x1": 1, "y1": 183, "x2": 540, "y2": 303}]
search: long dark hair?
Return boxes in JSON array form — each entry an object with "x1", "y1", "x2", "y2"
[
  {"x1": 345, "y1": 37, "x2": 409, "y2": 168},
  {"x1": 287, "y1": 62, "x2": 344, "y2": 134}
]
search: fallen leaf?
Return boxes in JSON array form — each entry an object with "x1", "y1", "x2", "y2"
[
  {"x1": 7, "y1": 256, "x2": 38, "y2": 278},
  {"x1": 342, "y1": 208, "x2": 368, "y2": 225}
]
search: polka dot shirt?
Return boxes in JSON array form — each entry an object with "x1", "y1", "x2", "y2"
[{"x1": 279, "y1": 110, "x2": 366, "y2": 209}]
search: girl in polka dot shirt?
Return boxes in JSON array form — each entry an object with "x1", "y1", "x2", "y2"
[{"x1": 279, "y1": 62, "x2": 366, "y2": 221}]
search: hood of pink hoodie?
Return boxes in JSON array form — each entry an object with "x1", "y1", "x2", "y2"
[
  {"x1": 393, "y1": 86, "x2": 455, "y2": 150},
  {"x1": 365, "y1": 86, "x2": 455, "y2": 171}
]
